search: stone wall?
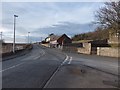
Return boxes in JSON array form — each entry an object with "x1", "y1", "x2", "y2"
[
  {"x1": 41, "y1": 44, "x2": 49, "y2": 47},
  {"x1": 77, "y1": 43, "x2": 91, "y2": 54},
  {"x1": 108, "y1": 33, "x2": 120, "y2": 44},
  {"x1": 62, "y1": 46, "x2": 77, "y2": 53},
  {"x1": 2, "y1": 44, "x2": 28, "y2": 54},
  {"x1": 97, "y1": 47, "x2": 119, "y2": 57}
]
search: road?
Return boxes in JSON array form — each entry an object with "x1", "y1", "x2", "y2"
[{"x1": 2, "y1": 44, "x2": 119, "y2": 88}]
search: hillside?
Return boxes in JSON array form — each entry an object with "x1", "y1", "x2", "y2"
[{"x1": 72, "y1": 28, "x2": 109, "y2": 41}]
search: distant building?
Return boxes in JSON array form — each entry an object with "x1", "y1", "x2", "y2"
[
  {"x1": 57, "y1": 34, "x2": 72, "y2": 45},
  {"x1": 45, "y1": 34, "x2": 59, "y2": 43},
  {"x1": 45, "y1": 37, "x2": 50, "y2": 43},
  {"x1": 44, "y1": 34, "x2": 72, "y2": 48}
]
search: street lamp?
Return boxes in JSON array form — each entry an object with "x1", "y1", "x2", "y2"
[
  {"x1": 28, "y1": 32, "x2": 30, "y2": 44},
  {"x1": 13, "y1": 15, "x2": 18, "y2": 53},
  {"x1": 0, "y1": 32, "x2": 2, "y2": 40}
]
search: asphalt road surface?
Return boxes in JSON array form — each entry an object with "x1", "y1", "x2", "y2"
[{"x1": 2, "y1": 44, "x2": 119, "y2": 88}]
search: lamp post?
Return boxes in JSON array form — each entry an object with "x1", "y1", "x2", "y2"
[
  {"x1": 0, "y1": 32, "x2": 2, "y2": 40},
  {"x1": 28, "y1": 32, "x2": 30, "y2": 44},
  {"x1": 13, "y1": 15, "x2": 18, "y2": 53},
  {"x1": 41, "y1": 37, "x2": 42, "y2": 42}
]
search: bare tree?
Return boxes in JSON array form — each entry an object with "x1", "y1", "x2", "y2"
[{"x1": 95, "y1": 1, "x2": 120, "y2": 34}]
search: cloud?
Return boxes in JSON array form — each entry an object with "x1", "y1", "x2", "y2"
[
  {"x1": 33, "y1": 22, "x2": 97, "y2": 37},
  {"x1": 2, "y1": 0, "x2": 118, "y2": 2},
  {"x1": 2, "y1": 2, "x2": 103, "y2": 27},
  {"x1": 2, "y1": 2, "x2": 104, "y2": 43}
]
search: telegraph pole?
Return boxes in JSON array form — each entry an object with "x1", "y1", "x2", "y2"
[
  {"x1": 28, "y1": 32, "x2": 30, "y2": 44},
  {"x1": 13, "y1": 15, "x2": 18, "y2": 53},
  {"x1": 41, "y1": 37, "x2": 42, "y2": 42},
  {"x1": 0, "y1": 32, "x2": 2, "y2": 40}
]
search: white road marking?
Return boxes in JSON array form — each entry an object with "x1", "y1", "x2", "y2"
[
  {"x1": 22, "y1": 49, "x2": 46, "y2": 61},
  {"x1": 68, "y1": 57, "x2": 72, "y2": 65},
  {"x1": 33, "y1": 56, "x2": 40, "y2": 60},
  {"x1": 35, "y1": 50, "x2": 45, "y2": 59},
  {"x1": 61, "y1": 55, "x2": 69, "y2": 65},
  {"x1": 33, "y1": 50, "x2": 45, "y2": 60},
  {"x1": 41, "y1": 49, "x2": 45, "y2": 56},
  {"x1": 44, "y1": 54, "x2": 69, "y2": 88},
  {"x1": 0, "y1": 62, "x2": 24, "y2": 72}
]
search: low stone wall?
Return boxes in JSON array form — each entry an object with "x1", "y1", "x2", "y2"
[
  {"x1": 97, "y1": 47, "x2": 119, "y2": 57},
  {"x1": 2, "y1": 44, "x2": 33, "y2": 60},
  {"x1": 2, "y1": 44, "x2": 27, "y2": 54},
  {"x1": 41, "y1": 44, "x2": 49, "y2": 47},
  {"x1": 77, "y1": 43, "x2": 91, "y2": 54},
  {"x1": 62, "y1": 46, "x2": 77, "y2": 53},
  {"x1": 77, "y1": 48, "x2": 91, "y2": 54},
  {"x1": 2, "y1": 44, "x2": 32, "y2": 54}
]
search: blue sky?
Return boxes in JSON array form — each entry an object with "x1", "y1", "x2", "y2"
[{"x1": 1, "y1": 2, "x2": 105, "y2": 43}]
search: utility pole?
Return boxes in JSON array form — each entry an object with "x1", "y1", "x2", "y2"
[
  {"x1": 13, "y1": 15, "x2": 18, "y2": 53},
  {"x1": 41, "y1": 37, "x2": 42, "y2": 42},
  {"x1": 0, "y1": 32, "x2": 2, "y2": 40},
  {"x1": 62, "y1": 40, "x2": 63, "y2": 46},
  {"x1": 28, "y1": 32, "x2": 30, "y2": 44}
]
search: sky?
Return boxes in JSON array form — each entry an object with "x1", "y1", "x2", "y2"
[{"x1": 1, "y1": 2, "x2": 105, "y2": 43}]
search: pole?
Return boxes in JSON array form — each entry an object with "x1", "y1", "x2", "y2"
[
  {"x1": 0, "y1": 32, "x2": 2, "y2": 40},
  {"x1": 13, "y1": 16, "x2": 16, "y2": 53},
  {"x1": 41, "y1": 37, "x2": 42, "y2": 42},
  {"x1": 28, "y1": 32, "x2": 30, "y2": 44},
  {"x1": 62, "y1": 40, "x2": 63, "y2": 46},
  {"x1": 28, "y1": 32, "x2": 29, "y2": 44},
  {"x1": 13, "y1": 15, "x2": 18, "y2": 53}
]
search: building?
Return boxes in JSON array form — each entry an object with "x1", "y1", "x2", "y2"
[
  {"x1": 45, "y1": 34, "x2": 72, "y2": 48},
  {"x1": 57, "y1": 34, "x2": 72, "y2": 45}
]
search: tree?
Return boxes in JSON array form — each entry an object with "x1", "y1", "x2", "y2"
[{"x1": 95, "y1": 1, "x2": 120, "y2": 34}]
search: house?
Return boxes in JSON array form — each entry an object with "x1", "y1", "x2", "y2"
[
  {"x1": 45, "y1": 34, "x2": 72, "y2": 48},
  {"x1": 45, "y1": 34, "x2": 59, "y2": 43},
  {"x1": 45, "y1": 37, "x2": 50, "y2": 43},
  {"x1": 57, "y1": 34, "x2": 72, "y2": 45}
]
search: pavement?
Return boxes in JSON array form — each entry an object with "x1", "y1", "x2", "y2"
[
  {"x1": 45, "y1": 56, "x2": 118, "y2": 88},
  {"x1": 2, "y1": 44, "x2": 119, "y2": 88},
  {"x1": 2, "y1": 46, "x2": 32, "y2": 61}
]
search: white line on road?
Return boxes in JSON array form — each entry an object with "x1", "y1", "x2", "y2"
[
  {"x1": 0, "y1": 62, "x2": 24, "y2": 72},
  {"x1": 61, "y1": 55, "x2": 69, "y2": 65},
  {"x1": 33, "y1": 50, "x2": 45, "y2": 60},
  {"x1": 44, "y1": 54, "x2": 69, "y2": 88},
  {"x1": 68, "y1": 57, "x2": 72, "y2": 65},
  {"x1": 41, "y1": 49, "x2": 45, "y2": 56},
  {"x1": 33, "y1": 56, "x2": 40, "y2": 60}
]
